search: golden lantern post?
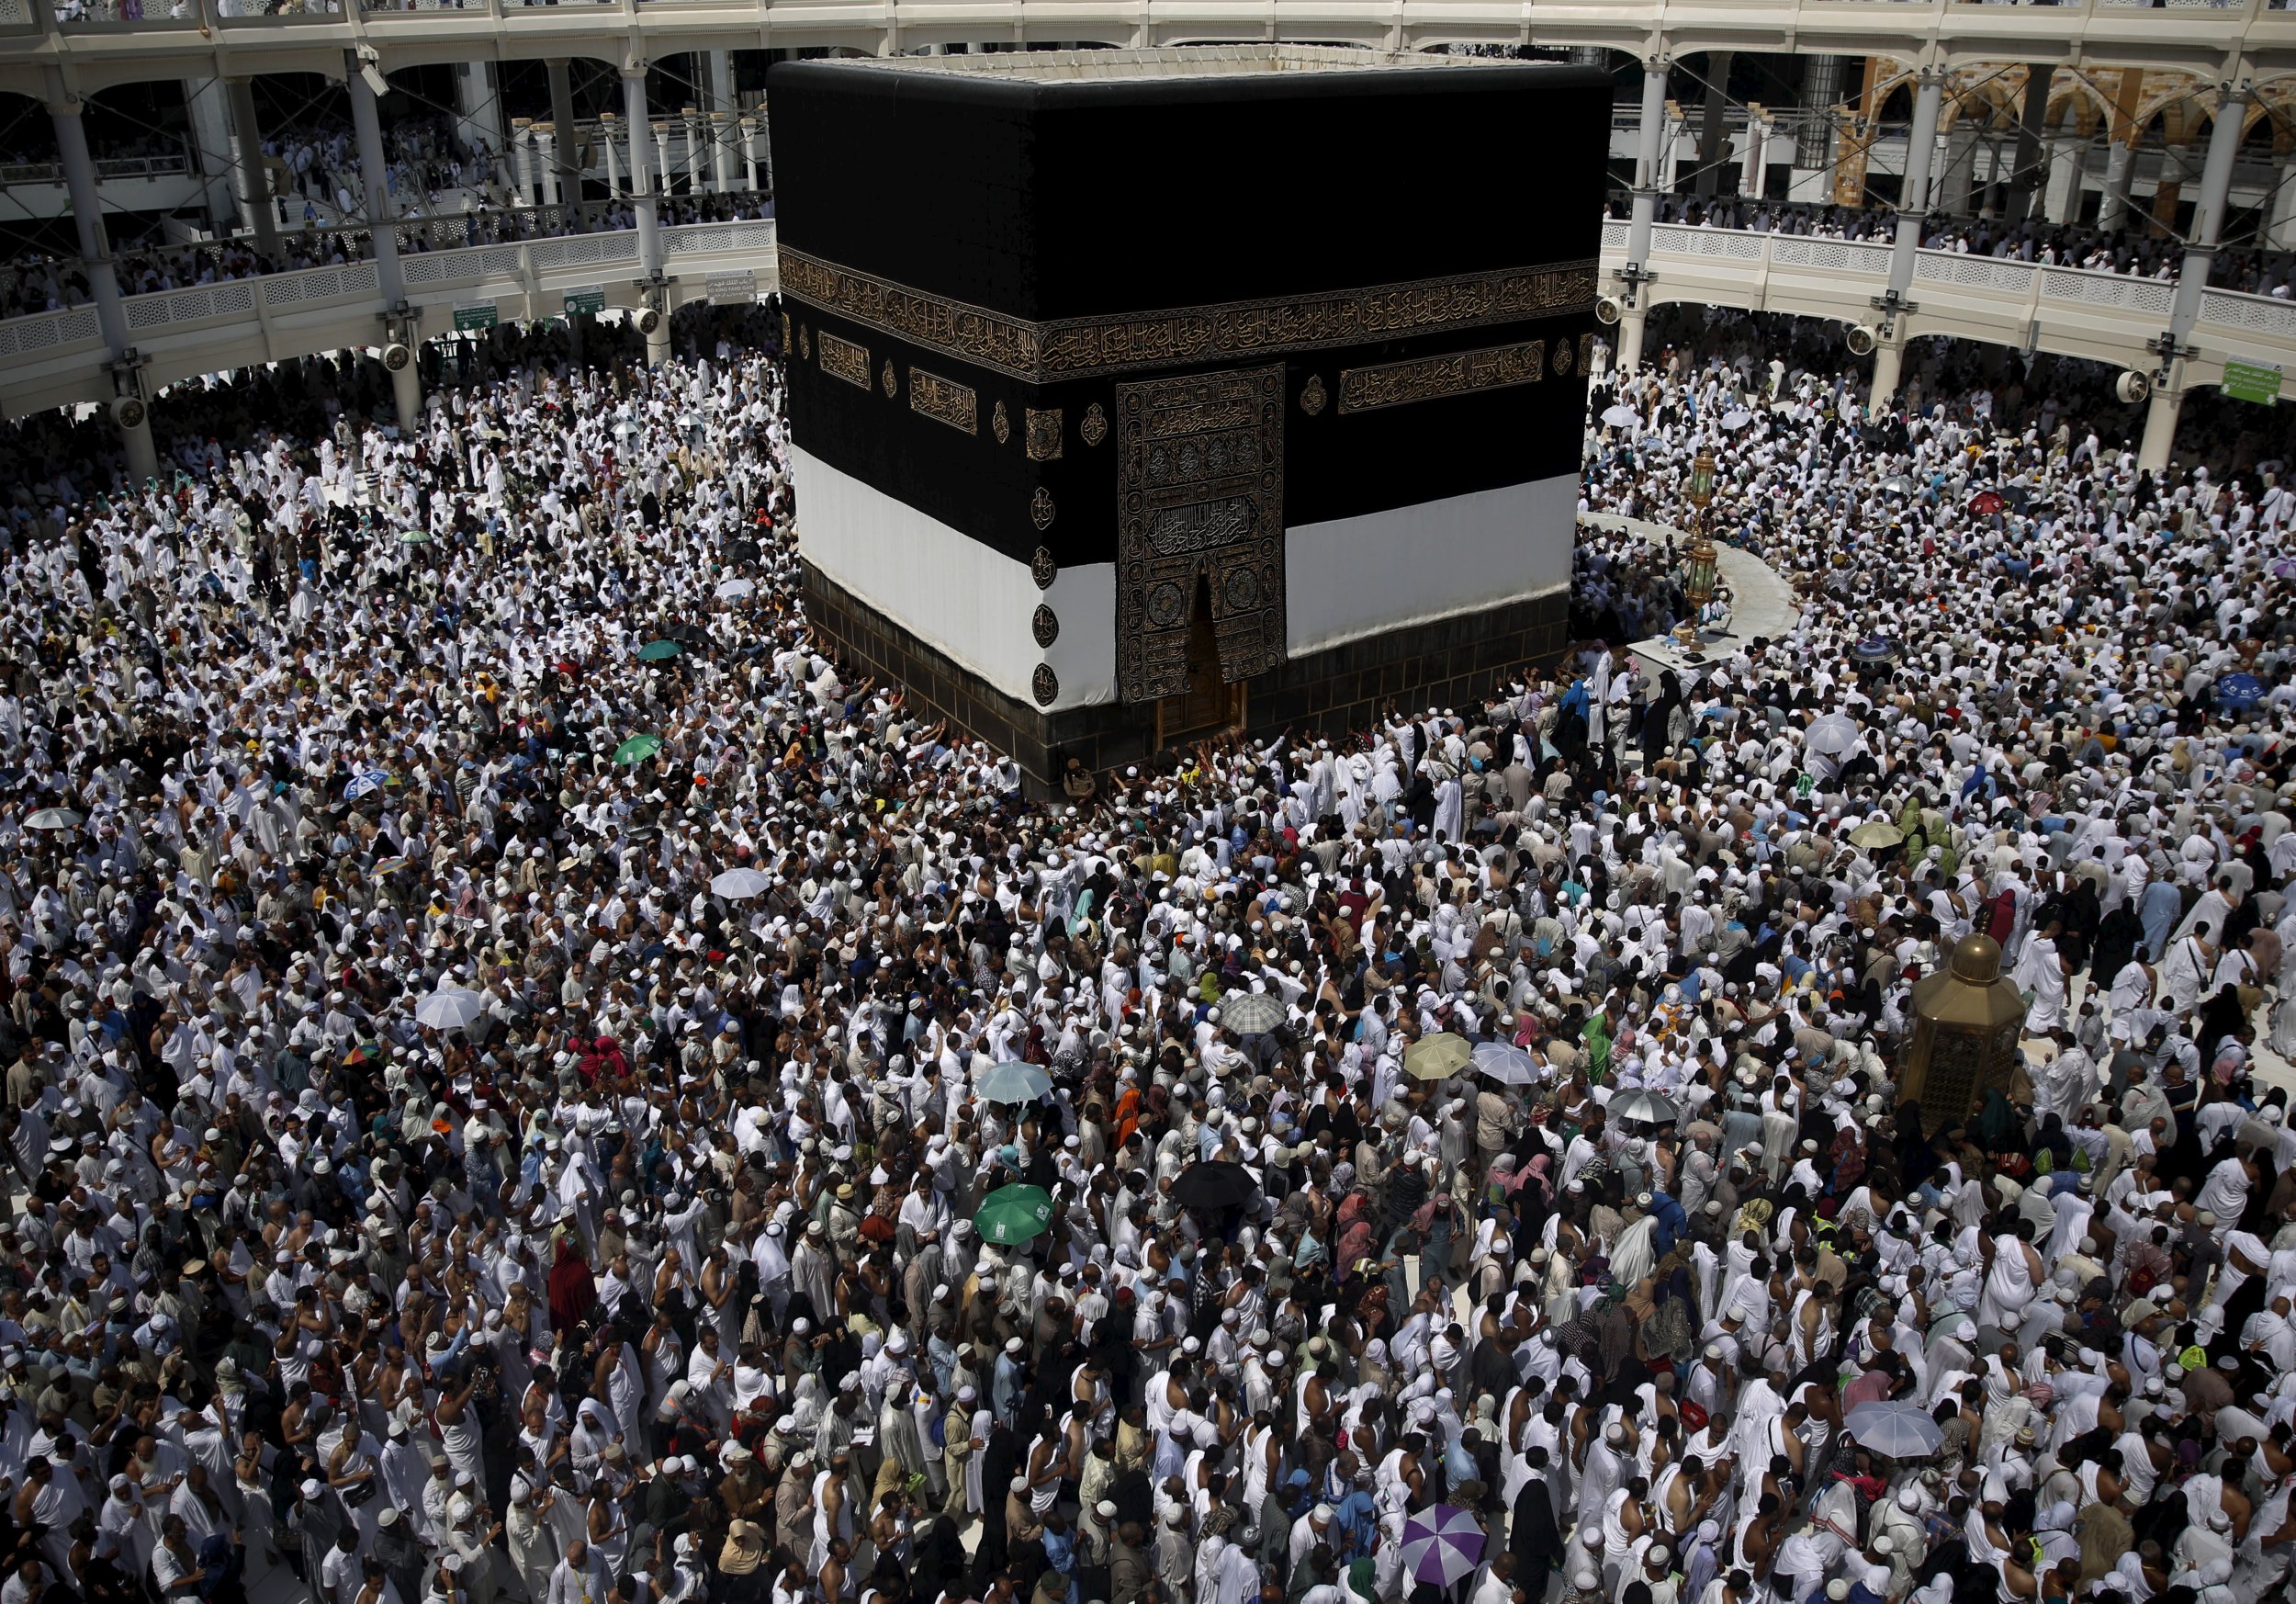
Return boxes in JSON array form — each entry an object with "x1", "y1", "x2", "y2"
[
  {"x1": 1902, "y1": 933, "x2": 2028, "y2": 1124},
  {"x1": 1675, "y1": 447, "x2": 1720, "y2": 658}
]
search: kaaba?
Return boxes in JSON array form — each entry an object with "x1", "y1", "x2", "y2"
[{"x1": 769, "y1": 47, "x2": 1606, "y2": 790}]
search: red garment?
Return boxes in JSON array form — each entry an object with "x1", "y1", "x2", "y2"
[{"x1": 547, "y1": 1235, "x2": 598, "y2": 1335}]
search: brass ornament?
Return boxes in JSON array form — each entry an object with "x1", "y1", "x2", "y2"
[
  {"x1": 817, "y1": 330, "x2": 870, "y2": 390},
  {"x1": 1337, "y1": 340, "x2": 1545, "y2": 414},
  {"x1": 908, "y1": 368, "x2": 978, "y2": 435},
  {"x1": 1029, "y1": 486, "x2": 1056, "y2": 532},
  {"x1": 1300, "y1": 375, "x2": 1326, "y2": 416},
  {"x1": 799, "y1": 326, "x2": 812, "y2": 360},
  {"x1": 993, "y1": 401, "x2": 1010, "y2": 444},
  {"x1": 1550, "y1": 339, "x2": 1573, "y2": 378},
  {"x1": 881, "y1": 360, "x2": 898, "y2": 398},
  {"x1": 1025, "y1": 407, "x2": 1064, "y2": 462},
  {"x1": 1080, "y1": 403, "x2": 1108, "y2": 446}
]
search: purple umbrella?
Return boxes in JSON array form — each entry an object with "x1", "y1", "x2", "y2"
[{"x1": 1399, "y1": 1505, "x2": 1486, "y2": 1587}]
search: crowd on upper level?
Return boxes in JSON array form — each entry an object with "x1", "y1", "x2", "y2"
[
  {"x1": 0, "y1": 192, "x2": 774, "y2": 321},
  {"x1": 1612, "y1": 195, "x2": 2296, "y2": 298}
]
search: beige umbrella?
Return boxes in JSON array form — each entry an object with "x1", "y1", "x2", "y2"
[{"x1": 1404, "y1": 1033, "x2": 1473, "y2": 1080}]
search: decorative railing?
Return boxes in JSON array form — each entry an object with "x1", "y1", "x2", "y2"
[{"x1": 1600, "y1": 220, "x2": 2296, "y2": 384}]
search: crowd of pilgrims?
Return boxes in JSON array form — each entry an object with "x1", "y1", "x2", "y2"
[{"x1": 0, "y1": 297, "x2": 2284, "y2": 1604}]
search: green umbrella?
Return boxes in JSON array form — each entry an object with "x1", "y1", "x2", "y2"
[
  {"x1": 636, "y1": 639, "x2": 683, "y2": 661},
  {"x1": 613, "y1": 734, "x2": 663, "y2": 764},
  {"x1": 973, "y1": 1184, "x2": 1055, "y2": 1245}
]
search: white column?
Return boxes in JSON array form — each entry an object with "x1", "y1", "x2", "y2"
[
  {"x1": 682, "y1": 107, "x2": 703, "y2": 193},
  {"x1": 1617, "y1": 304, "x2": 1650, "y2": 374},
  {"x1": 1739, "y1": 110, "x2": 1769, "y2": 200},
  {"x1": 625, "y1": 71, "x2": 661, "y2": 275},
  {"x1": 1620, "y1": 59, "x2": 1671, "y2": 375},
  {"x1": 2139, "y1": 388, "x2": 2183, "y2": 473},
  {"x1": 225, "y1": 76, "x2": 279, "y2": 256},
  {"x1": 2043, "y1": 124, "x2": 2082, "y2": 224},
  {"x1": 456, "y1": 62, "x2": 505, "y2": 189},
  {"x1": 1869, "y1": 341, "x2": 1904, "y2": 411},
  {"x1": 707, "y1": 49, "x2": 736, "y2": 191},
  {"x1": 655, "y1": 123, "x2": 675, "y2": 203},
  {"x1": 535, "y1": 129, "x2": 558, "y2": 207},
  {"x1": 349, "y1": 60, "x2": 405, "y2": 304},
  {"x1": 53, "y1": 100, "x2": 154, "y2": 482},
  {"x1": 1871, "y1": 73, "x2": 1942, "y2": 412},
  {"x1": 1627, "y1": 61, "x2": 1667, "y2": 266},
  {"x1": 546, "y1": 57, "x2": 583, "y2": 224},
  {"x1": 2141, "y1": 83, "x2": 2249, "y2": 473},
  {"x1": 739, "y1": 117, "x2": 758, "y2": 191},
  {"x1": 1886, "y1": 74, "x2": 1942, "y2": 302},
  {"x1": 2098, "y1": 140, "x2": 2135, "y2": 232},
  {"x1": 711, "y1": 111, "x2": 734, "y2": 195},
  {"x1": 511, "y1": 119, "x2": 535, "y2": 206},
  {"x1": 599, "y1": 112, "x2": 624, "y2": 197},
  {"x1": 624, "y1": 67, "x2": 670, "y2": 367},
  {"x1": 183, "y1": 77, "x2": 238, "y2": 230},
  {"x1": 1662, "y1": 110, "x2": 1684, "y2": 192},
  {"x1": 2268, "y1": 158, "x2": 2296, "y2": 250},
  {"x1": 2169, "y1": 85, "x2": 2248, "y2": 341},
  {"x1": 1941, "y1": 124, "x2": 1978, "y2": 217}
]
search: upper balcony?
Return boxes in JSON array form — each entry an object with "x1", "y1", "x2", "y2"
[{"x1": 5, "y1": 0, "x2": 2296, "y2": 99}]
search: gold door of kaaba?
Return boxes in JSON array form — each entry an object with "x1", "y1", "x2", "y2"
[{"x1": 1113, "y1": 365, "x2": 1286, "y2": 707}]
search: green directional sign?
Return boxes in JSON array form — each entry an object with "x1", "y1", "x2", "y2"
[
  {"x1": 2223, "y1": 358, "x2": 2282, "y2": 406},
  {"x1": 453, "y1": 301, "x2": 499, "y2": 333},
  {"x1": 563, "y1": 286, "x2": 605, "y2": 318}
]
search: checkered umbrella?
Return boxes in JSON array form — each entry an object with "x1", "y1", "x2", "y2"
[{"x1": 1399, "y1": 1505, "x2": 1485, "y2": 1587}]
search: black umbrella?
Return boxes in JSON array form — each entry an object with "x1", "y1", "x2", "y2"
[{"x1": 1169, "y1": 1160, "x2": 1255, "y2": 1212}]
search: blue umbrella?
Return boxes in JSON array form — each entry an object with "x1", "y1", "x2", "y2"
[
  {"x1": 2216, "y1": 672, "x2": 2267, "y2": 714},
  {"x1": 345, "y1": 768, "x2": 390, "y2": 800}
]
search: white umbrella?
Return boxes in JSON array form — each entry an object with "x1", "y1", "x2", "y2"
[
  {"x1": 1600, "y1": 403, "x2": 1639, "y2": 428},
  {"x1": 715, "y1": 577, "x2": 755, "y2": 600},
  {"x1": 1608, "y1": 1088, "x2": 1679, "y2": 1124},
  {"x1": 1472, "y1": 1041, "x2": 1538, "y2": 1087},
  {"x1": 1718, "y1": 407, "x2": 1754, "y2": 431},
  {"x1": 414, "y1": 988, "x2": 489, "y2": 1030},
  {"x1": 710, "y1": 867, "x2": 773, "y2": 900},
  {"x1": 1802, "y1": 712, "x2": 1862, "y2": 758},
  {"x1": 23, "y1": 808, "x2": 83, "y2": 830},
  {"x1": 1846, "y1": 1400, "x2": 1944, "y2": 1458}
]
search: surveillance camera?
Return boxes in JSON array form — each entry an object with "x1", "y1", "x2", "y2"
[
  {"x1": 1844, "y1": 324, "x2": 1877, "y2": 357},
  {"x1": 1595, "y1": 296, "x2": 1624, "y2": 327},
  {"x1": 2114, "y1": 369, "x2": 2151, "y2": 405},
  {"x1": 361, "y1": 63, "x2": 391, "y2": 99}
]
